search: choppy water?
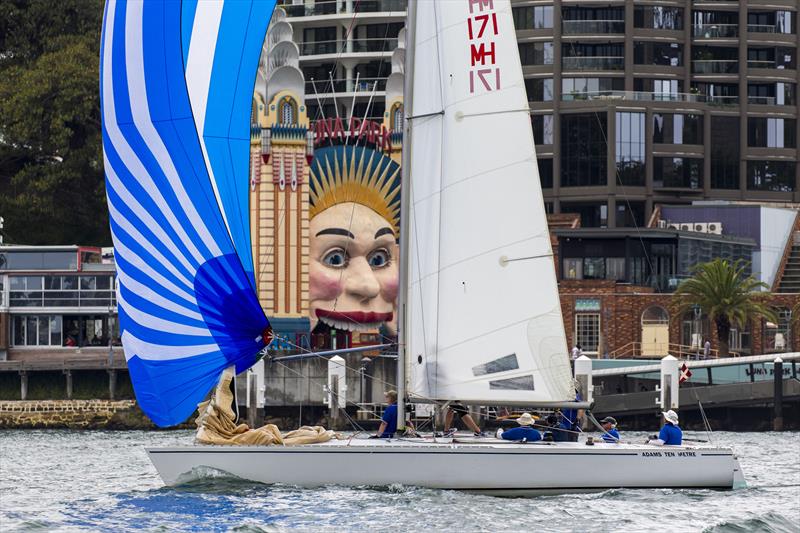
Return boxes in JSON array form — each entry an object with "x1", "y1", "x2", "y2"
[{"x1": 0, "y1": 430, "x2": 798, "y2": 532}]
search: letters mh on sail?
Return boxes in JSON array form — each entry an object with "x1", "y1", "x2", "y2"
[{"x1": 404, "y1": 0, "x2": 573, "y2": 404}]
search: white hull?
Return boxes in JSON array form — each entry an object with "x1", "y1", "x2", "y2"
[{"x1": 148, "y1": 437, "x2": 745, "y2": 494}]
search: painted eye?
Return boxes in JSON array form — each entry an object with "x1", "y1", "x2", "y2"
[
  {"x1": 322, "y1": 249, "x2": 347, "y2": 268},
  {"x1": 368, "y1": 249, "x2": 390, "y2": 268}
]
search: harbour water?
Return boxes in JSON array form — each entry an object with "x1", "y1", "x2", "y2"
[{"x1": 1, "y1": 430, "x2": 798, "y2": 532}]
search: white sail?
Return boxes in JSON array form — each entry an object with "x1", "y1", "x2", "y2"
[{"x1": 405, "y1": 0, "x2": 573, "y2": 404}]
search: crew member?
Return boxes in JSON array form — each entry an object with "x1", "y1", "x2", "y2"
[
  {"x1": 648, "y1": 410, "x2": 682, "y2": 445},
  {"x1": 498, "y1": 412, "x2": 542, "y2": 442},
  {"x1": 444, "y1": 402, "x2": 485, "y2": 437},
  {"x1": 376, "y1": 390, "x2": 398, "y2": 438},
  {"x1": 599, "y1": 416, "x2": 620, "y2": 443}
]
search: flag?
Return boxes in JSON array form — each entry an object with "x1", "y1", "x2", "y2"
[{"x1": 679, "y1": 363, "x2": 692, "y2": 383}]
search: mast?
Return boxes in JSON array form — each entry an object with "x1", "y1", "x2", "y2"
[{"x1": 396, "y1": 0, "x2": 416, "y2": 431}]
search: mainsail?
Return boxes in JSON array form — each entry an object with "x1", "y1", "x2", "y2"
[
  {"x1": 404, "y1": 0, "x2": 573, "y2": 404},
  {"x1": 100, "y1": 0, "x2": 276, "y2": 426}
]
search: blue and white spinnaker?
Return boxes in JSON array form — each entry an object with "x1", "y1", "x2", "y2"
[{"x1": 100, "y1": 0, "x2": 277, "y2": 426}]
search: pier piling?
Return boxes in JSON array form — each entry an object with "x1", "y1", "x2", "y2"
[{"x1": 774, "y1": 357, "x2": 784, "y2": 431}]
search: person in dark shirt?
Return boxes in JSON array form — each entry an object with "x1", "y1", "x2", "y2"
[
  {"x1": 443, "y1": 402, "x2": 484, "y2": 437},
  {"x1": 649, "y1": 410, "x2": 682, "y2": 445},
  {"x1": 376, "y1": 390, "x2": 398, "y2": 438},
  {"x1": 499, "y1": 412, "x2": 542, "y2": 442},
  {"x1": 599, "y1": 416, "x2": 620, "y2": 443}
]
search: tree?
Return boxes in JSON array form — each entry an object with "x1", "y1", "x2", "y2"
[
  {"x1": 0, "y1": 0, "x2": 109, "y2": 245},
  {"x1": 675, "y1": 259, "x2": 778, "y2": 356}
]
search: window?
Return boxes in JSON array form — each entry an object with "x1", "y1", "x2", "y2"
[
  {"x1": 562, "y1": 77, "x2": 624, "y2": 99},
  {"x1": 748, "y1": 83, "x2": 797, "y2": 106},
  {"x1": 1, "y1": 251, "x2": 77, "y2": 270},
  {"x1": 692, "y1": 82, "x2": 739, "y2": 103},
  {"x1": 562, "y1": 43, "x2": 624, "y2": 70},
  {"x1": 575, "y1": 314, "x2": 600, "y2": 353},
  {"x1": 563, "y1": 258, "x2": 582, "y2": 280},
  {"x1": 634, "y1": 6, "x2": 683, "y2": 30},
  {"x1": 8, "y1": 275, "x2": 116, "y2": 308},
  {"x1": 748, "y1": 118, "x2": 796, "y2": 148},
  {"x1": 561, "y1": 202, "x2": 608, "y2": 228},
  {"x1": 532, "y1": 114, "x2": 554, "y2": 145},
  {"x1": 301, "y1": 26, "x2": 337, "y2": 55},
  {"x1": 616, "y1": 202, "x2": 645, "y2": 228},
  {"x1": 747, "y1": 161, "x2": 796, "y2": 192},
  {"x1": 518, "y1": 42, "x2": 553, "y2": 65},
  {"x1": 693, "y1": 46, "x2": 739, "y2": 74},
  {"x1": 654, "y1": 157, "x2": 703, "y2": 189},
  {"x1": 12, "y1": 315, "x2": 63, "y2": 347},
  {"x1": 278, "y1": 96, "x2": 297, "y2": 125},
  {"x1": 583, "y1": 257, "x2": 605, "y2": 280},
  {"x1": 512, "y1": 6, "x2": 553, "y2": 30},
  {"x1": 776, "y1": 11, "x2": 794, "y2": 34},
  {"x1": 653, "y1": 114, "x2": 703, "y2": 145},
  {"x1": 615, "y1": 112, "x2": 645, "y2": 186},
  {"x1": 525, "y1": 78, "x2": 553, "y2": 102},
  {"x1": 390, "y1": 103, "x2": 403, "y2": 132},
  {"x1": 606, "y1": 258, "x2": 626, "y2": 281},
  {"x1": 710, "y1": 116, "x2": 740, "y2": 189},
  {"x1": 538, "y1": 158, "x2": 553, "y2": 189},
  {"x1": 634, "y1": 42, "x2": 682, "y2": 66},
  {"x1": 642, "y1": 306, "x2": 669, "y2": 325},
  {"x1": 561, "y1": 113, "x2": 608, "y2": 187},
  {"x1": 764, "y1": 308, "x2": 792, "y2": 352}
]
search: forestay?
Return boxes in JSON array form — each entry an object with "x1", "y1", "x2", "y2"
[
  {"x1": 405, "y1": 0, "x2": 573, "y2": 404},
  {"x1": 100, "y1": 0, "x2": 276, "y2": 426}
]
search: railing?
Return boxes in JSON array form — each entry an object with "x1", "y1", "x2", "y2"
[
  {"x1": 609, "y1": 341, "x2": 739, "y2": 359},
  {"x1": 561, "y1": 20, "x2": 625, "y2": 35},
  {"x1": 562, "y1": 56, "x2": 625, "y2": 70},
  {"x1": 560, "y1": 89, "x2": 738, "y2": 105},
  {"x1": 8, "y1": 289, "x2": 116, "y2": 308},
  {"x1": 692, "y1": 59, "x2": 738, "y2": 74},
  {"x1": 747, "y1": 59, "x2": 777, "y2": 69},
  {"x1": 654, "y1": 176, "x2": 702, "y2": 190},
  {"x1": 693, "y1": 23, "x2": 738, "y2": 38},
  {"x1": 298, "y1": 38, "x2": 398, "y2": 56},
  {"x1": 280, "y1": 0, "x2": 406, "y2": 17},
  {"x1": 747, "y1": 24, "x2": 777, "y2": 33},
  {"x1": 306, "y1": 76, "x2": 388, "y2": 94},
  {"x1": 748, "y1": 95, "x2": 777, "y2": 105}
]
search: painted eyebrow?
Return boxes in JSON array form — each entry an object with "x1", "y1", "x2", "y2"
[
  {"x1": 374, "y1": 227, "x2": 395, "y2": 239},
  {"x1": 315, "y1": 228, "x2": 355, "y2": 239}
]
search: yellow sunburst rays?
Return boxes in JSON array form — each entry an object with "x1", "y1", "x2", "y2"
[{"x1": 309, "y1": 147, "x2": 401, "y2": 234}]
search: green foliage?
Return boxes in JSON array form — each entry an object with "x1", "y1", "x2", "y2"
[
  {"x1": 0, "y1": 0, "x2": 109, "y2": 245},
  {"x1": 675, "y1": 259, "x2": 778, "y2": 355}
]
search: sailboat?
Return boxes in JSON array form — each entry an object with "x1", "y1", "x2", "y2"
[{"x1": 101, "y1": 0, "x2": 745, "y2": 493}]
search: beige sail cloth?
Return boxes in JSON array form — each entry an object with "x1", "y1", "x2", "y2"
[{"x1": 195, "y1": 366, "x2": 339, "y2": 446}]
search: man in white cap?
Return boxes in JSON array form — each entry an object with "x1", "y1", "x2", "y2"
[
  {"x1": 498, "y1": 413, "x2": 542, "y2": 442},
  {"x1": 648, "y1": 410, "x2": 682, "y2": 445}
]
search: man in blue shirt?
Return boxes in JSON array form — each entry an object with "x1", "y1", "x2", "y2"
[
  {"x1": 376, "y1": 390, "x2": 398, "y2": 438},
  {"x1": 599, "y1": 416, "x2": 620, "y2": 443},
  {"x1": 499, "y1": 412, "x2": 542, "y2": 442},
  {"x1": 651, "y1": 410, "x2": 682, "y2": 445}
]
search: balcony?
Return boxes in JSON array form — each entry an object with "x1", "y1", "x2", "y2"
[
  {"x1": 748, "y1": 96, "x2": 777, "y2": 105},
  {"x1": 747, "y1": 24, "x2": 779, "y2": 33},
  {"x1": 560, "y1": 90, "x2": 738, "y2": 105},
  {"x1": 693, "y1": 24, "x2": 738, "y2": 38},
  {"x1": 306, "y1": 77, "x2": 388, "y2": 95},
  {"x1": 747, "y1": 59, "x2": 776, "y2": 69},
  {"x1": 299, "y1": 38, "x2": 398, "y2": 56},
  {"x1": 692, "y1": 59, "x2": 738, "y2": 74},
  {"x1": 562, "y1": 56, "x2": 624, "y2": 71},
  {"x1": 561, "y1": 20, "x2": 625, "y2": 35},
  {"x1": 280, "y1": 0, "x2": 406, "y2": 17}
]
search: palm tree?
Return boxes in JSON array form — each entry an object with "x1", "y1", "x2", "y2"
[{"x1": 675, "y1": 259, "x2": 778, "y2": 356}]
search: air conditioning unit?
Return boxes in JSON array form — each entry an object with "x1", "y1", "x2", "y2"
[
  {"x1": 679, "y1": 223, "x2": 692, "y2": 232},
  {"x1": 669, "y1": 223, "x2": 682, "y2": 230},
  {"x1": 658, "y1": 220, "x2": 669, "y2": 229},
  {"x1": 694, "y1": 223, "x2": 708, "y2": 233},
  {"x1": 706, "y1": 222, "x2": 723, "y2": 235}
]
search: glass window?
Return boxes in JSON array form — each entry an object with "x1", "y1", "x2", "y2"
[
  {"x1": 634, "y1": 6, "x2": 683, "y2": 30},
  {"x1": 532, "y1": 114, "x2": 554, "y2": 145},
  {"x1": 711, "y1": 116, "x2": 740, "y2": 189},
  {"x1": 583, "y1": 258, "x2": 605, "y2": 279},
  {"x1": 616, "y1": 202, "x2": 645, "y2": 228},
  {"x1": 562, "y1": 77, "x2": 624, "y2": 99},
  {"x1": 2, "y1": 251, "x2": 77, "y2": 270},
  {"x1": 747, "y1": 161, "x2": 796, "y2": 192},
  {"x1": 525, "y1": 78, "x2": 553, "y2": 102},
  {"x1": 537, "y1": 158, "x2": 553, "y2": 189},
  {"x1": 615, "y1": 112, "x2": 646, "y2": 186},
  {"x1": 575, "y1": 314, "x2": 600, "y2": 353},
  {"x1": 654, "y1": 157, "x2": 703, "y2": 189},
  {"x1": 634, "y1": 42, "x2": 682, "y2": 66},
  {"x1": 561, "y1": 113, "x2": 608, "y2": 187},
  {"x1": 562, "y1": 202, "x2": 608, "y2": 228},
  {"x1": 776, "y1": 11, "x2": 794, "y2": 35},
  {"x1": 748, "y1": 118, "x2": 796, "y2": 148},
  {"x1": 50, "y1": 316, "x2": 63, "y2": 346},
  {"x1": 563, "y1": 258, "x2": 583, "y2": 280},
  {"x1": 518, "y1": 42, "x2": 553, "y2": 66},
  {"x1": 512, "y1": 6, "x2": 553, "y2": 30},
  {"x1": 606, "y1": 258, "x2": 626, "y2": 281},
  {"x1": 653, "y1": 113, "x2": 703, "y2": 145}
]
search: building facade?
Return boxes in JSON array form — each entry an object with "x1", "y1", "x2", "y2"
[{"x1": 515, "y1": 0, "x2": 800, "y2": 226}]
